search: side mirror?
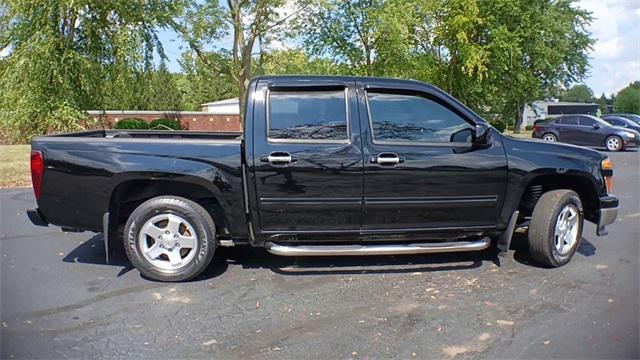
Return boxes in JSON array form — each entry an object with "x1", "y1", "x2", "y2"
[
  {"x1": 593, "y1": 123, "x2": 600, "y2": 129},
  {"x1": 474, "y1": 123, "x2": 491, "y2": 144}
]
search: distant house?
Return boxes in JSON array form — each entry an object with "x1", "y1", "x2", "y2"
[
  {"x1": 521, "y1": 100, "x2": 599, "y2": 128},
  {"x1": 201, "y1": 98, "x2": 240, "y2": 115}
]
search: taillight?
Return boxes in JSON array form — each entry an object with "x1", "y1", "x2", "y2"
[
  {"x1": 533, "y1": 124, "x2": 539, "y2": 132},
  {"x1": 601, "y1": 158, "x2": 613, "y2": 194},
  {"x1": 30, "y1": 150, "x2": 44, "y2": 199}
]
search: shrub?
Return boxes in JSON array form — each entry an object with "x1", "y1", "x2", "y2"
[
  {"x1": 149, "y1": 118, "x2": 182, "y2": 130},
  {"x1": 490, "y1": 121, "x2": 506, "y2": 133},
  {"x1": 114, "y1": 118, "x2": 149, "y2": 129},
  {"x1": 525, "y1": 125, "x2": 534, "y2": 131}
]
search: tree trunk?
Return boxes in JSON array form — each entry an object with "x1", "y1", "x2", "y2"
[{"x1": 513, "y1": 103, "x2": 525, "y2": 133}]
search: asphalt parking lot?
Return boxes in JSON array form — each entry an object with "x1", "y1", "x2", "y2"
[{"x1": 1, "y1": 150, "x2": 638, "y2": 359}]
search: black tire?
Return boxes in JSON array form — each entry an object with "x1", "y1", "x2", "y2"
[
  {"x1": 528, "y1": 190, "x2": 583, "y2": 267},
  {"x1": 605, "y1": 135, "x2": 623, "y2": 151},
  {"x1": 123, "y1": 196, "x2": 216, "y2": 282}
]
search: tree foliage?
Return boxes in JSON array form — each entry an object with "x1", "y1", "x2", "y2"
[
  {"x1": 614, "y1": 81, "x2": 640, "y2": 114},
  {"x1": 177, "y1": 0, "x2": 308, "y2": 120},
  {"x1": 0, "y1": 0, "x2": 183, "y2": 143},
  {"x1": 0, "y1": 0, "x2": 603, "y2": 142},
  {"x1": 559, "y1": 84, "x2": 594, "y2": 103}
]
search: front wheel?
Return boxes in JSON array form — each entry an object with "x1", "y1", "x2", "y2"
[
  {"x1": 123, "y1": 196, "x2": 216, "y2": 281},
  {"x1": 605, "y1": 135, "x2": 623, "y2": 151},
  {"x1": 528, "y1": 190, "x2": 583, "y2": 267}
]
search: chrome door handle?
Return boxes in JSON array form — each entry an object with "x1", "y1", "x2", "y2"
[
  {"x1": 268, "y1": 155, "x2": 292, "y2": 163},
  {"x1": 371, "y1": 153, "x2": 404, "y2": 165},
  {"x1": 261, "y1": 152, "x2": 297, "y2": 165}
]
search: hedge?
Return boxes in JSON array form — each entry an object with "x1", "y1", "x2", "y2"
[
  {"x1": 114, "y1": 118, "x2": 149, "y2": 129},
  {"x1": 149, "y1": 118, "x2": 182, "y2": 130}
]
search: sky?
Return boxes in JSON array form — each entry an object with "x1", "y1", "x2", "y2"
[{"x1": 575, "y1": 0, "x2": 640, "y2": 96}]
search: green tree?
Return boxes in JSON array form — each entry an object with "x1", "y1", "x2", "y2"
[
  {"x1": 614, "y1": 81, "x2": 640, "y2": 114},
  {"x1": 259, "y1": 49, "x2": 344, "y2": 75},
  {"x1": 297, "y1": 0, "x2": 418, "y2": 77},
  {"x1": 596, "y1": 92, "x2": 606, "y2": 113},
  {"x1": 147, "y1": 63, "x2": 184, "y2": 111},
  {"x1": 177, "y1": 0, "x2": 309, "y2": 120},
  {"x1": 0, "y1": 0, "x2": 183, "y2": 143},
  {"x1": 178, "y1": 51, "x2": 237, "y2": 111},
  {"x1": 559, "y1": 84, "x2": 594, "y2": 103}
]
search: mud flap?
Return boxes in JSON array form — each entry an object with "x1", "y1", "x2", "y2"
[
  {"x1": 497, "y1": 211, "x2": 519, "y2": 255},
  {"x1": 103, "y1": 212, "x2": 118, "y2": 264}
]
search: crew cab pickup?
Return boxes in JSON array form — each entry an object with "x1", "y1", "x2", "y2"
[{"x1": 28, "y1": 76, "x2": 619, "y2": 281}]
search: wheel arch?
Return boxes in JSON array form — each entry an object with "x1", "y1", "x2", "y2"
[
  {"x1": 107, "y1": 176, "x2": 230, "y2": 240},
  {"x1": 517, "y1": 173, "x2": 599, "y2": 223}
]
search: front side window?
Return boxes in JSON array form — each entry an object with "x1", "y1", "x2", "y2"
[
  {"x1": 578, "y1": 116, "x2": 596, "y2": 126},
  {"x1": 268, "y1": 90, "x2": 348, "y2": 141},
  {"x1": 366, "y1": 92, "x2": 473, "y2": 143}
]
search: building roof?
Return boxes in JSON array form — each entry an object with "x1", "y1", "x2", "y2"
[{"x1": 201, "y1": 98, "x2": 239, "y2": 107}]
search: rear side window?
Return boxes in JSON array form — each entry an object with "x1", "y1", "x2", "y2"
[
  {"x1": 558, "y1": 117, "x2": 578, "y2": 125},
  {"x1": 268, "y1": 90, "x2": 348, "y2": 141},
  {"x1": 366, "y1": 92, "x2": 473, "y2": 143}
]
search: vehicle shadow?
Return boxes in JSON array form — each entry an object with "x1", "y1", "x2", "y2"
[
  {"x1": 510, "y1": 232, "x2": 596, "y2": 268},
  {"x1": 62, "y1": 234, "x2": 503, "y2": 280}
]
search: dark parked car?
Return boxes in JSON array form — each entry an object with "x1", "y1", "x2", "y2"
[
  {"x1": 601, "y1": 115, "x2": 640, "y2": 133},
  {"x1": 29, "y1": 76, "x2": 619, "y2": 282},
  {"x1": 532, "y1": 114, "x2": 640, "y2": 151},
  {"x1": 607, "y1": 113, "x2": 640, "y2": 125}
]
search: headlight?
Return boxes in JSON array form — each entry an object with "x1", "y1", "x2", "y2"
[{"x1": 623, "y1": 131, "x2": 636, "y2": 138}]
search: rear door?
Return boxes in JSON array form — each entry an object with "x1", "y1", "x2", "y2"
[
  {"x1": 557, "y1": 116, "x2": 581, "y2": 144},
  {"x1": 359, "y1": 79, "x2": 508, "y2": 231},
  {"x1": 251, "y1": 78, "x2": 364, "y2": 233}
]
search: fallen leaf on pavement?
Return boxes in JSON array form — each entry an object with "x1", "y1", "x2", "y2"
[
  {"x1": 202, "y1": 339, "x2": 217, "y2": 347},
  {"x1": 496, "y1": 320, "x2": 514, "y2": 326}
]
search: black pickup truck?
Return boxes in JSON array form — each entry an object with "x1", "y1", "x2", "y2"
[{"x1": 28, "y1": 76, "x2": 619, "y2": 281}]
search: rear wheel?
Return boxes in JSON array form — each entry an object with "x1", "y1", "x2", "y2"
[
  {"x1": 123, "y1": 196, "x2": 216, "y2": 281},
  {"x1": 528, "y1": 190, "x2": 583, "y2": 267},
  {"x1": 605, "y1": 135, "x2": 623, "y2": 151},
  {"x1": 542, "y1": 133, "x2": 557, "y2": 142}
]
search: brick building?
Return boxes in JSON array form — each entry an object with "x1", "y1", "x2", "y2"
[{"x1": 88, "y1": 99, "x2": 242, "y2": 132}]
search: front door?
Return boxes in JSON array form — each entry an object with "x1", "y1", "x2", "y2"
[
  {"x1": 359, "y1": 80, "x2": 508, "y2": 231},
  {"x1": 251, "y1": 78, "x2": 364, "y2": 233}
]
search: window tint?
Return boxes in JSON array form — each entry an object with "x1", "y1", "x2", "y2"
[
  {"x1": 366, "y1": 92, "x2": 473, "y2": 143},
  {"x1": 558, "y1": 116, "x2": 578, "y2": 125},
  {"x1": 609, "y1": 118, "x2": 624, "y2": 126},
  {"x1": 578, "y1": 116, "x2": 597, "y2": 126},
  {"x1": 268, "y1": 90, "x2": 347, "y2": 141}
]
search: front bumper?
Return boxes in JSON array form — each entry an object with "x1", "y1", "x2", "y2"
[{"x1": 596, "y1": 196, "x2": 619, "y2": 236}]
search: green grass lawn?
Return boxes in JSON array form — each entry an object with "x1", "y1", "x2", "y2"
[
  {"x1": 503, "y1": 129, "x2": 533, "y2": 138},
  {"x1": 0, "y1": 145, "x2": 31, "y2": 188}
]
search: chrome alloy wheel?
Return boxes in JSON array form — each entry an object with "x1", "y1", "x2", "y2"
[
  {"x1": 138, "y1": 214, "x2": 199, "y2": 271},
  {"x1": 606, "y1": 136, "x2": 622, "y2": 151},
  {"x1": 553, "y1": 204, "x2": 579, "y2": 256},
  {"x1": 543, "y1": 134, "x2": 557, "y2": 142}
]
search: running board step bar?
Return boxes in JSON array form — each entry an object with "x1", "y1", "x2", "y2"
[{"x1": 266, "y1": 237, "x2": 491, "y2": 257}]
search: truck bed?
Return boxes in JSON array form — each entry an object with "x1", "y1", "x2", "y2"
[
  {"x1": 31, "y1": 129, "x2": 245, "y2": 234},
  {"x1": 45, "y1": 129, "x2": 242, "y2": 140}
]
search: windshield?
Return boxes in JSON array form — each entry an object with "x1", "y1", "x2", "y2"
[{"x1": 624, "y1": 114, "x2": 640, "y2": 125}]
